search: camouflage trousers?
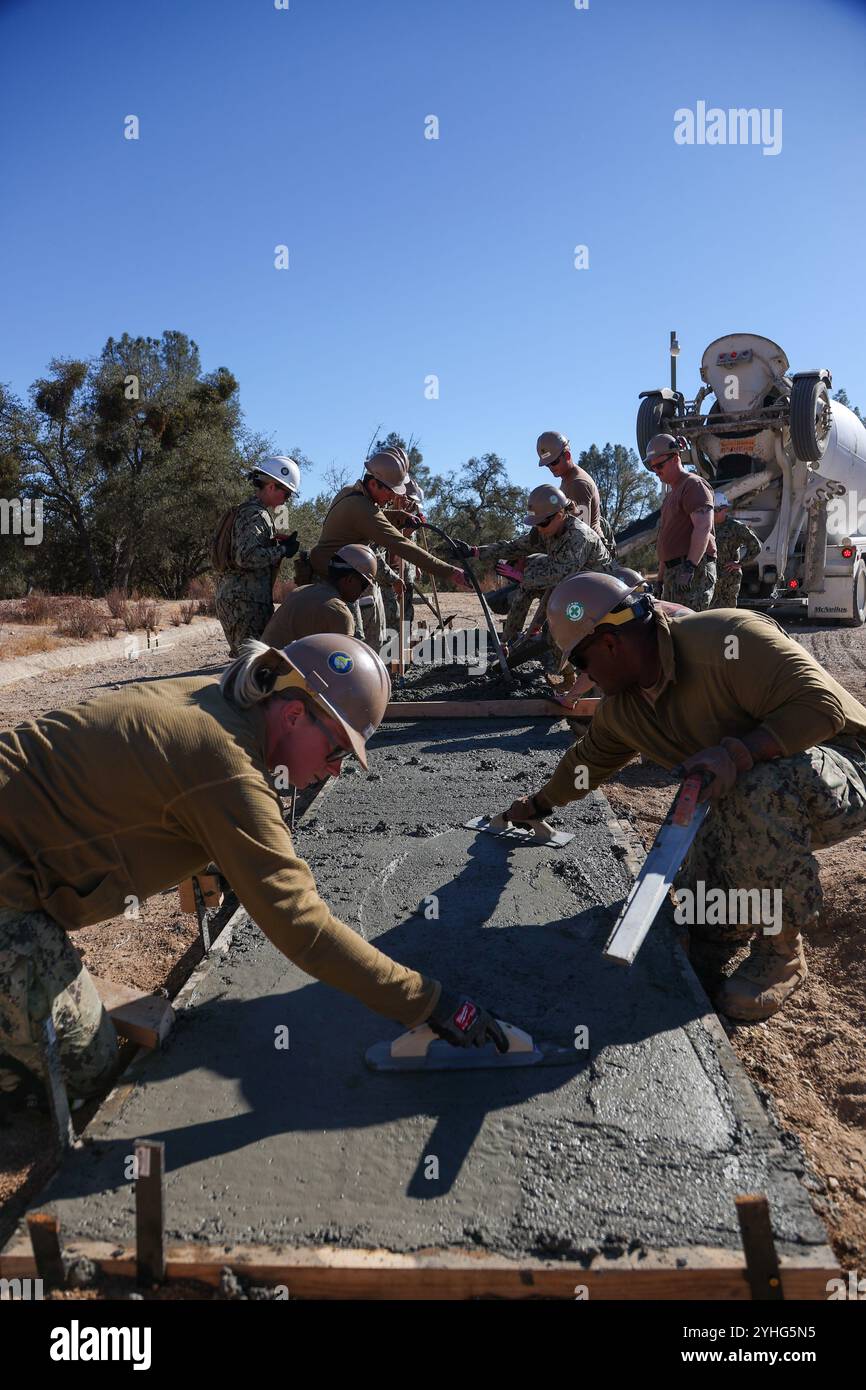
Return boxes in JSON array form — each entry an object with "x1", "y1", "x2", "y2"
[
  {"x1": 710, "y1": 572, "x2": 742, "y2": 609},
  {"x1": 0, "y1": 908, "x2": 117, "y2": 1099},
  {"x1": 661, "y1": 556, "x2": 717, "y2": 611},
  {"x1": 676, "y1": 737, "x2": 866, "y2": 944},
  {"x1": 358, "y1": 584, "x2": 386, "y2": 651},
  {"x1": 215, "y1": 575, "x2": 275, "y2": 657},
  {"x1": 502, "y1": 586, "x2": 560, "y2": 673}
]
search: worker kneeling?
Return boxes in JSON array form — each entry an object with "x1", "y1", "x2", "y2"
[
  {"x1": 262, "y1": 544, "x2": 378, "y2": 647},
  {"x1": 503, "y1": 574, "x2": 866, "y2": 1021},
  {"x1": 0, "y1": 635, "x2": 504, "y2": 1104}
]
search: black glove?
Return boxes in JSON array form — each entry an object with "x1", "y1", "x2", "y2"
[
  {"x1": 671, "y1": 559, "x2": 695, "y2": 592},
  {"x1": 277, "y1": 532, "x2": 299, "y2": 559},
  {"x1": 399, "y1": 514, "x2": 422, "y2": 532},
  {"x1": 451, "y1": 538, "x2": 474, "y2": 559},
  {"x1": 428, "y1": 992, "x2": 509, "y2": 1052}
]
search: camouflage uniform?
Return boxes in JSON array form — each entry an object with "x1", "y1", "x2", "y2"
[
  {"x1": 215, "y1": 498, "x2": 285, "y2": 655},
  {"x1": 677, "y1": 737, "x2": 866, "y2": 946},
  {"x1": 0, "y1": 907, "x2": 117, "y2": 1099},
  {"x1": 478, "y1": 515, "x2": 611, "y2": 657},
  {"x1": 661, "y1": 554, "x2": 717, "y2": 611},
  {"x1": 711, "y1": 516, "x2": 762, "y2": 609}
]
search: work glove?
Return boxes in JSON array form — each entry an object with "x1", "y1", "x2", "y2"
[
  {"x1": 428, "y1": 992, "x2": 509, "y2": 1052},
  {"x1": 495, "y1": 560, "x2": 523, "y2": 582},
  {"x1": 399, "y1": 514, "x2": 422, "y2": 532},
  {"x1": 451, "y1": 538, "x2": 477, "y2": 559},
  {"x1": 452, "y1": 567, "x2": 473, "y2": 589},
  {"x1": 679, "y1": 745, "x2": 738, "y2": 803},
  {"x1": 671, "y1": 559, "x2": 696, "y2": 592},
  {"x1": 277, "y1": 532, "x2": 300, "y2": 559},
  {"x1": 502, "y1": 794, "x2": 549, "y2": 824}
]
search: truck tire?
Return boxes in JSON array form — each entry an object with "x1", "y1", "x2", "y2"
[
  {"x1": 790, "y1": 376, "x2": 831, "y2": 463},
  {"x1": 636, "y1": 393, "x2": 675, "y2": 459},
  {"x1": 842, "y1": 561, "x2": 866, "y2": 627}
]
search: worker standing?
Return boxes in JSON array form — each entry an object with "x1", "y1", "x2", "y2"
[
  {"x1": 644, "y1": 434, "x2": 717, "y2": 610},
  {"x1": 536, "y1": 431, "x2": 605, "y2": 538},
  {"x1": 467, "y1": 485, "x2": 611, "y2": 663},
  {"x1": 214, "y1": 457, "x2": 301, "y2": 656},
  {"x1": 262, "y1": 545, "x2": 378, "y2": 648},
  {"x1": 504, "y1": 572, "x2": 866, "y2": 1021},
  {"x1": 711, "y1": 492, "x2": 761, "y2": 609},
  {"x1": 0, "y1": 633, "x2": 506, "y2": 1103}
]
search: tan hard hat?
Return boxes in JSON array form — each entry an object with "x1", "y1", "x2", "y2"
[
  {"x1": 525, "y1": 484, "x2": 567, "y2": 527},
  {"x1": 611, "y1": 564, "x2": 646, "y2": 587},
  {"x1": 536, "y1": 431, "x2": 569, "y2": 467},
  {"x1": 642, "y1": 433, "x2": 682, "y2": 466},
  {"x1": 547, "y1": 572, "x2": 648, "y2": 669},
  {"x1": 365, "y1": 449, "x2": 407, "y2": 495},
  {"x1": 269, "y1": 633, "x2": 391, "y2": 769},
  {"x1": 334, "y1": 543, "x2": 378, "y2": 583}
]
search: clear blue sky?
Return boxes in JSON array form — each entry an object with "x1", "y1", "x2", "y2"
[{"x1": 2, "y1": 0, "x2": 865, "y2": 495}]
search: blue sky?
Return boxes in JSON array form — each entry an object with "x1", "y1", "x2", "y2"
[{"x1": 2, "y1": 0, "x2": 865, "y2": 495}]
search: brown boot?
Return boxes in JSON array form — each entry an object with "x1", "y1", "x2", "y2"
[{"x1": 716, "y1": 930, "x2": 807, "y2": 1022}]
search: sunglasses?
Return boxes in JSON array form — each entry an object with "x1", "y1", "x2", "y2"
[
  {"x1": 571, "y1": 636, "x2": 602, "y2": 672},
  {"x1": 646, "y1": 453, "x2": 677, "y2": 472},
  {"x1": 536, "y1": 512, "x2": 561, "y2": 528},
  {"x1": 309, "y1": 710, "x2": 351, "y2": 768}
]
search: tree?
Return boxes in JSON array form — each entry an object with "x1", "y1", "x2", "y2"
[
  {"x1": 430, "y1": 453, "x2": 527, "y2": 546},
  {"x1": 578, "y1": 442, "x2": 661, "y2": 533},
  {"x1": 833, "y1": 388, "x2": 863, "y2": 422}
]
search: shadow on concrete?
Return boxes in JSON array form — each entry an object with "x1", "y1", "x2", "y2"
[{"x1": 51, "y1": 900, "x2": 707, "y2": 1207}]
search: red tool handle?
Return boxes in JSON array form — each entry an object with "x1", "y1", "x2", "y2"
[{"x1": 671, "y1": 773, "x2": 705, "y2": 827}]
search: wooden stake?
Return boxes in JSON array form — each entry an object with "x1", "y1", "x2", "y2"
[
  {"x1": 135, "y1": 1139, "x2": 166, "y2": 1286},
  {"x1": 26, "y1": 1210, "x2": 66, "y2": 1288},
  {"x1": 398, "y1": 557, "x2": 406, "y2": 676},
  {"x1": 736, "y1": 1194, "x2": 784, "y2": 1300}
]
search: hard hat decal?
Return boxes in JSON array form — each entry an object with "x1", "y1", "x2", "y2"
[
  {"x1": 566, "y1": 601, "x2": 584, "y2": 622},
  {"x1": 328, "y1": 652, "x2": 354, "y2": 674}
]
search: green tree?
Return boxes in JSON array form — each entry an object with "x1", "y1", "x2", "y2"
[{"x1": 578, "y1": 442, "x2": 661, "y2": 533}]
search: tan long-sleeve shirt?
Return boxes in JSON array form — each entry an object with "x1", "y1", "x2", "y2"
[
  {"x1": 261, "y1": 581, "x2": 354, "y2": 648},
  {"x1": 310, "y1": 482, "x2": 455, "y2": 582},
  {"x1": 0, "y1": 678, "x2": 439, "y2": 1026},
  {"x1": 537, "y1": 608, "x2": 866, "y2": 809}
]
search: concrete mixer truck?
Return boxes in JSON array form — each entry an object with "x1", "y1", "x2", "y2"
[{"x1": 620, "y1": 333, "x2": 866, "y2": 625}]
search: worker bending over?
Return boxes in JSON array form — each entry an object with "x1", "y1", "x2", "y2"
[
  {"x1": 504, "y1": 573, "x2": 866, "y2": 1021},
  {"x1": 262, "y1": 545, "x2": 378, "y2": 647},
  {"x1": 644, "y1": 434, "x2": 717, "y2": 610},
  {"x1": 0, "y1": 634, "x2": 505, "y2": 1103}
]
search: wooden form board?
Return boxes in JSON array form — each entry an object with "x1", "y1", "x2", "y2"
[
  {"x1": 91, "y1": 975, "x2": 175, "y2": 1050},
  {"x1": 0, "y1": 1237, "x2": 838, "y2": 1300},
  {"x1": 385, "y1": 698, "x2": 599, "y2": 719}
]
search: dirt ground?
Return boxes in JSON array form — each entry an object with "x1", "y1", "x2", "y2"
[{"x1": 0, "y1": 592, "x2": 864, "y2": 1274}]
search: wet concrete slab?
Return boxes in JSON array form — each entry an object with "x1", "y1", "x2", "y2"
[{"x1": 25, "y1": 718, "x2": 827, "y2": 1260}]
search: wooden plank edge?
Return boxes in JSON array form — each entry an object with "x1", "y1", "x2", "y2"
[
  {"x1": 0, "y1": 1238, "x2": 839, "y2": 1300},
  {"x1": 385, "y1": 699, "x2": 599, "y2": 718}
]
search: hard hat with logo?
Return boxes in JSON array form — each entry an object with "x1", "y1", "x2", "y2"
[
  {"x1": 365, "y1": 449, "x2": 408, "y2": 495},
  {"x1": 713, "y1": 491, "x2": 730, "y2": 509},
  {"x1": 547, "y1": 573, "x2": 649, "y2": 668},
  {"x1": 252, "y1": 456, "x2": 301, "y2": 494},
  {"x1": 333, "y1": 543, "x2": 378, "y2": 584},
  {"x1": 525, "y1": 484, "x2": 568, "y2": 527},
  {"x1": 268, "y1": 634, "x2": 391, "y2": 769},
  {"x1": 536, "y1": 431, "x2": 569, "y2": 467},
  {"x1": 642, "y1": 434, "x2": 684, "y2": 467}
]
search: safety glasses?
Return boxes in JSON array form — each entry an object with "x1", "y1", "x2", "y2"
[{"x1": 309, "y1": 710, "x2": 351, "y2": 768}]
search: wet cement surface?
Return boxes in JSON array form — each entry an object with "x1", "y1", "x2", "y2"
[{"x1": 33, "y1": 719, "x2": 826, "y2": 1259}]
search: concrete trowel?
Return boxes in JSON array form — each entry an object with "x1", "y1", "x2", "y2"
[
  {"x1": 365, "y1": 1020, "x2": 575, "y2": 1072},
  {"x1": 463, "y1": 813, "x2": 574, "y2": 848}
]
